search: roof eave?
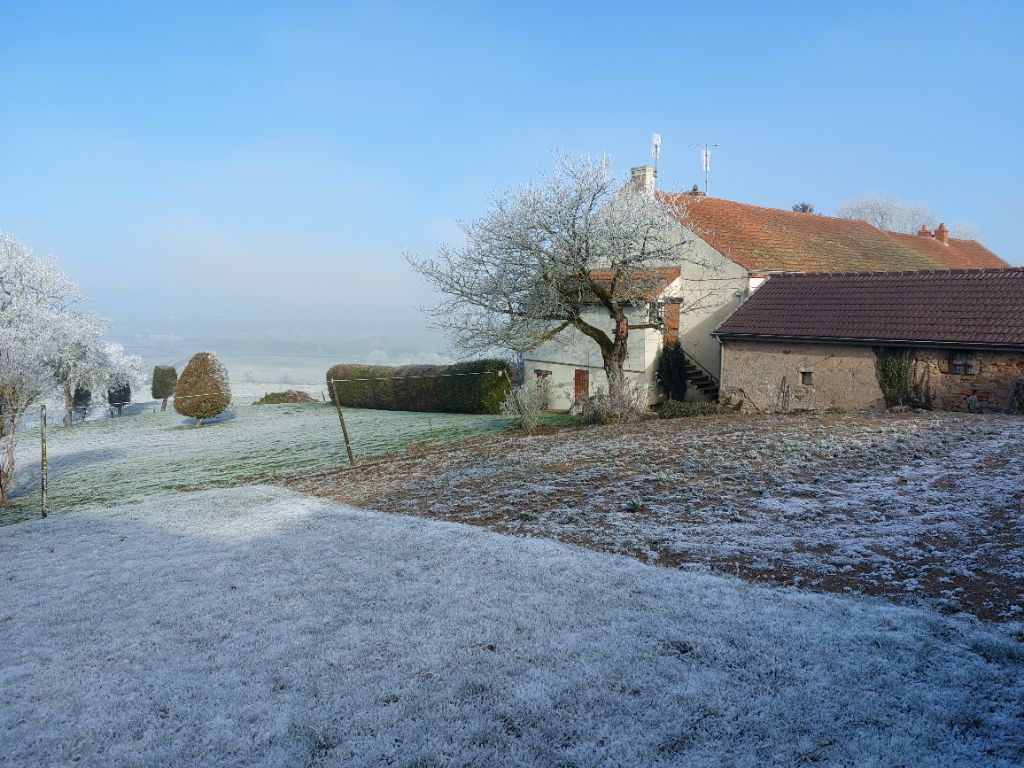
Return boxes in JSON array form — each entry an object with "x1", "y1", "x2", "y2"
[{"x1": 712, "y1": 332, "x2": 1024, "y2": 352}]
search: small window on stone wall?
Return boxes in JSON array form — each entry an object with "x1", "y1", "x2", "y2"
[
  {"x1": 946, "y1": 351, "x2": 976, "y2": 376},
  {"x1": 801, "y1": 371, "x2": 814, "y2": 386},
  {"x1": 535, "y1": 369, "x2": 552, "y2": 380}
]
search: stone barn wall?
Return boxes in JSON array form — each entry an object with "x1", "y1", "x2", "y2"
[
  {"x1": 720, "y1": 341, "x2": 885, "y2": 412},
  {"x1": 913, "y1": 350, "x2": 1024, "y2": 412},
  {"x1": 721, "y1": 340, "x2": 1024, "y2": 413}
]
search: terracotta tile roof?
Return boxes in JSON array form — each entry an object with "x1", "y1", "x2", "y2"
[
  {"x1": 715, "y1": 268, "x2": 1024, "y2": 348},
  {"x1": 662, "y1": 195, "x2": 1007, "y2": 272},
  {"x1": 580, "y1": 267, "x2": 681, "y2": 302}
]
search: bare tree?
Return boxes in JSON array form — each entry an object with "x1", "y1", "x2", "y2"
[
  {"x1": 950, "y1": 224, "x2": 985, "y2": 244},
  {"x1": 835, "y1": 195, "x2": 937, "y2": 234},
  {"x1": 407, "y1": 155, "x2": 688, "y2": 401}
]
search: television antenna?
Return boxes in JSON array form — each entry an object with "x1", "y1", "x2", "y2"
[
  {"x1": 651, "y1": 133, "x2": 661, "y2": 175},
  {"x1": 690, "y1": 142, "x2": 722, "y2": 195}
]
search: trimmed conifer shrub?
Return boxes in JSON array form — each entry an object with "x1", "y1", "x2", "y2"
[
  {"x1": 656, "y1": 340, "x2": 688, "y2": 401},
  {"x1": 326, "y1": 359, "x2": 513, "y2": 414},
  {"x1": 151, "y1": 365, "x2": 178, "y2": 412},
  {"x1": 107, "y1": 383, "x2": 131, "y2": 415},
  {"x1": 72, "y1": 386, "x2": 91, "y2": 411},
  {"x1": 174, "y1": 352, "x2": 231, "y2": 427}
]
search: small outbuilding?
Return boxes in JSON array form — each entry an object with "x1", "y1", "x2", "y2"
[{"x1": 714, "y1": 268, "x2": 1024, "y2": 413}]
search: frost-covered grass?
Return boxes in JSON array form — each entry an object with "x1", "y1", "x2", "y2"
[
  {"x1": 293, "y1": 412, "x2": 1024, "y2": 622},
  {"x1": 1, "y1": 485, "x2": 1021, "y2": 766},
  {"x1": 2, "y1": 402, "x2": 515, "y2": 524}
]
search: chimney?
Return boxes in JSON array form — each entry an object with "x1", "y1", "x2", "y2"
[
  {"x1": 917, "y1": 224, "x2": 931, "y2": 238},
  {"x1": 630, "y1": 166, "x2": 656, "y2": 194},
  {"x1": 934, "y1": 222, "x2": 949, "y2": 244}
]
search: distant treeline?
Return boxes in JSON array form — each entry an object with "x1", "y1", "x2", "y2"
[{"x1": 325, "y1": 360, "x2": 513, "y2": 414}]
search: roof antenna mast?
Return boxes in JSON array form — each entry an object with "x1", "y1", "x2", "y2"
[
  {"x1": 651, "y1": 133, "x2": 661, "y2": 178},
  {"x1": 691, "y1": 142, "x2": 722, "y2": 195}
]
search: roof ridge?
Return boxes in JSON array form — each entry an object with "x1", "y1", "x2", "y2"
[{"x1": 768, "y1": 267, "x2": 1024, "y2": 278}]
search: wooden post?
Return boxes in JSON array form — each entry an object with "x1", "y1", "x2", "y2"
[
  {"x1": 329, "y1": 380, "x2": 357, "y2": 468},
  {"x1": 40, "y1": 404, "x2": 48, "y2": 518}
]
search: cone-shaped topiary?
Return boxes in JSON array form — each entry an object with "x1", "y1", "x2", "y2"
[
  {"x1": 174, "y1": 352, "x2": 231, "y2": 427},
  {"x1": 151, "y1": 365, "x2": 178, "y2": 412}
]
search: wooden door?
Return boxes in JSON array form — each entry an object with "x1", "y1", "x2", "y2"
[{"x1": 574, "y1": 369, "x2": 590, "y2": 399}]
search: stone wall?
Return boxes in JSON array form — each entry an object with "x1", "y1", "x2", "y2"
[
  {"x1": 721, "y1": 340, "x2": 1024, "y2": 413},
  {"x1": 913, "y1": 349, "x2": 1024, "y2": 412},
  {"x1": 721, "y1": 341, "x2": 885, "y2": 412}
]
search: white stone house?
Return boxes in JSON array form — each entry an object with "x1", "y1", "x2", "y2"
[
  {"x1": 523, "y1": 268, "x2": 684, "y2": 410},
  {"x1": 523, "y1": 166, "x2": 1007, "y2": 410}
]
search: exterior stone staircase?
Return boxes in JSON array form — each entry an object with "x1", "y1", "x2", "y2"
[{"x1": 683, "y1": 351, "x2": 720, "y2": 401}]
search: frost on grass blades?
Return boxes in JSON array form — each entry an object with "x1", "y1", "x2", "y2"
[
  {"x1": 1, "y1": 401, "x2": 513, "y2": 523},
  {"x1": 0, "y1": 486, "x2": 1021, "y2": 766}
]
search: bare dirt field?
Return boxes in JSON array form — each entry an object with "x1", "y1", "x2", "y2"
[{"x1": 287, "y1": 412, "x2": 1024, "y2": 622}]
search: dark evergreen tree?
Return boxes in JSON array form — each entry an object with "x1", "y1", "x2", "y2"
[
  {"x1": 656, "y1": 340, "x2": 688, "y2": 401},
  {"x1": 151, "y1": 365, "x2": 178, "y2": 412},
  {"x1": 72, "y1": 386, "x2": 91, "y2": 421},
  {"x1": 107, "y1": 383, "x2": 131, "y2": 416}
]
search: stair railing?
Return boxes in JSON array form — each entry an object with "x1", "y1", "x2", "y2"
[{"x1": 682, "y1": 349, "x2": 720, "y2": 391}]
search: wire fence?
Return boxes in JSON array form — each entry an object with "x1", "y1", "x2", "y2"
[{"x1": 18, "y1": 369, "x2": 525, "y2": 520}]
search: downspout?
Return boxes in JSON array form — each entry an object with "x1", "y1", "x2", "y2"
[{"x1": 718, "y1": 337, "x2": 725, "y2": 403}]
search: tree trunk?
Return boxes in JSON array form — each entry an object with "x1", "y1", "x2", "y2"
[
  {"x1": 602, "y1": 312, "x2": 630, "y2": 402},
  {"x1": 63, "y1": 381, "x2": 74, "y2": 427},
  {"x1": 194, "y1": 417, "x2": 202, "y2": 428},
  {"x1": 0, "y1": 415, "x2": 16, "y2": 505},
  {"x1": 161, "y1": 397, "x2": 168, "y2": 412}
]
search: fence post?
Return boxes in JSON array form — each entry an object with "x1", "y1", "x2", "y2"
[
  {"x1": 40, "y1": 404, "x2": 48, "y2": 518},
  {"x1": 329, "y1": 380, "x2": 357, "y2": 468}
]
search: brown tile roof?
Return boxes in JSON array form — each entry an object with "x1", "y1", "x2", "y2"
[
  {"x1": 715, "y1": 268, "x2": 1024, "y2": 348},
  {"x1": 580, "y1": 268, "x2": 681, "y2": 302},
  {"x1": 662, "y1": 195, "x2": 1007, "y2": 272}
]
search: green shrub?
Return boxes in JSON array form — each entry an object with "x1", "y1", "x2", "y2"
[
  {"x1": 151, "y1": 365, "x2": 178, "y2": 412},
  {"x1": 658, "y1": 400, "x2": 723, "y2": 419},
  {"x1": 254, "y1": 390, "x2": 317, "y2": 405},
  {"x1": 107, "y1": 383, "x2": 131, "y2": 415},
  {"x1": 174, "y1": 352, "x2": 232, "y2": 426},
  {"x1": 72, "y1": 386, "x2": 91, "y2": 410},
  {"x1": 325, "y1": 359, "x2": 514, "y2": 414},
  {"x1": 1009, "y1": 378, "x2": 1024, "y2": 415},
  {"x1": 656, "y1": 340, "x2": 688, "y2": 401},
  {"x1": 873, "y1": 347, "x2": 932, "y2": 409}
]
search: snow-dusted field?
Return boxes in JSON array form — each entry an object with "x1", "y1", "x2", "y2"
[
  {"x1": 293, "y1": 412, "x2": 1024, "y2": 622},
  {"x1": 1, "y1": 485, "x2": 1021, "y2": 766},
  {"x1": 2, "y1": 402, "x2": 513, "y2": 524}
]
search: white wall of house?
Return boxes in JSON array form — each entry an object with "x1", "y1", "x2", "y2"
[
  {"x1": 658, "y1": 226, "x2": 751, "y2": 380},
  {"x1": 517, "y1": 184, "x2": 771, "y2": 408},
  {"x1": 523, "y1": 306, "x2": 664, "y2": 411}
]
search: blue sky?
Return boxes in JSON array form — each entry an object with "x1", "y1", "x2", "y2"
[{"x1": 2, "y1": 1, "x2": 1021, "y2": 357}]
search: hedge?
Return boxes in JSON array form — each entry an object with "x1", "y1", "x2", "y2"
[
  {"x1": 325, "y1": 359, "x2": 514, "y2": 414},
  {"x1": 658, "y1": 400, "x2": 725, "y2": 419}
]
